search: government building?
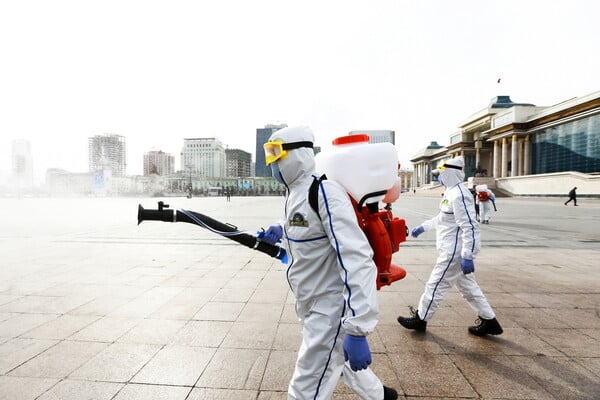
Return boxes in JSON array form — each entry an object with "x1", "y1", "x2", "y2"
[{"x1": 411, "y1": 91, "x2": 600, "y2": 197}]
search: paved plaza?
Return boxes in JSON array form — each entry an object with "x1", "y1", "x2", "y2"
[{"x1": 1, "y1": 195, "x2": 599, "y2": 399}]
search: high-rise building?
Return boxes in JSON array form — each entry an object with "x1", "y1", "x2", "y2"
[
  {"x1": 349, "y1": 130, "x2": 395, "y2": 145},
  {"x1": 12, "y1": 139, "x2": 33, "y2": 189},
  {"x1": 88, "y1": 134, "x2": 127, "y2": 176},
  {"x1": 143, "y1": 150, "x2": 175, "y2": 176},
  {"x1": 181, "y1": 137, "x2": 226, "y2": 177},
  {"x1": 225, "y1": 148, "x2": 252, "y2": 177},
  {"x1": 255, "y1": 123, "x2": 287, "y2": 177}
]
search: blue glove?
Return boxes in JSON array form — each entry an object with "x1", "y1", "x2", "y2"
[
  {"x1": 461, "y1": 258, "x2": 475, "y2": 274},
  {"x1": 257, "y1": 225, "x2": 282, "y2": 245},
  {"x1": 343, "y1": 335, "x2": 372, "y2": 371},
  {"x1": 411, "y1": 226, "x2": 425, "y2": 238}
]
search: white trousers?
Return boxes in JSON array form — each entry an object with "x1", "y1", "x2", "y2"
[
  {"x1": 288, "y1": 297, "x2": 383, "y2": 400},
  {"x1": 418, "y1": 250, "x2": 495, "y2": 321},
  {"x1": 479, "y1": 201, "x2": 493, "y2": 222}
]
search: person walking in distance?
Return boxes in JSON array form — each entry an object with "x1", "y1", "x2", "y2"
[
  {"x1": 397, "y1": 157, "x2": 503, "y2": 337},
  {"x1": 564, "y1": 187, "x2": 578, "y2": 206},
  {"x1": 475, "y1": 184, "x2": 496, "y2": 224},
  {"x1": 259, "y1": 126, "x2": 398, "y2": 400}
]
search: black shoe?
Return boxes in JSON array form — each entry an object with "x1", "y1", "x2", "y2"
[
  {"x1": 397, "y1": 306, "x2": 427, "y2": 332},
  {"x1": 383, "y1": 385, "x2": 398, "y2": 400},
  {"x1": 468, "y1": 317, "x2": 503, "y2": 336}
]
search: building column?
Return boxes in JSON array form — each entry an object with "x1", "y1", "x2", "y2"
[
  {"x1": 523, "y1": 135, "x2": 531, "y2": 175},
  {"x1": 511, "y1": 135, "x2": 518, "y2": 177},
  {"x1": 501, "y1": 138, "x2": 509, "y2": 178},
  {"x1": 518, "y1": 138, "x2": 524, "y2": 176},
  {"x1": 493, "y1": 140, "x2": 500, "y2": 178}
]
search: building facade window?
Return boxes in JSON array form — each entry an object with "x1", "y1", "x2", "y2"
[{"x1": 531, "y1": 114, "x2": 600, "y2": 174}]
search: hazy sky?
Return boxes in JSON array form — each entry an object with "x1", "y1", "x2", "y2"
[{"x1": 1, "y1": 0, "x2": 599, "y2": 182}]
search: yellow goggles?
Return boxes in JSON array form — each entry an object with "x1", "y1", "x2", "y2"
[
  {"x1": 436, "y1": 161, "x2": 462, "y2": 171},
  {"x1": 264, "y1": 140, "x2": 313, "y2": 165}
]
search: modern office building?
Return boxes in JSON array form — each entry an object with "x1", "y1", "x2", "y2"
[
  {"x1": 11, "y1": 139, "x2": 34, "y2": 189},
  {"x1": 143, "y1": 150, "x2": 175, "y2": 176},
  {"x1": 411, "y1": 91, "x2": 600, "y2": 195},
  {"x1": 349, "y1": 130, "x2": 395, "y2": 145},
  {"x1": 88, "y1": 134, "x2": 127, "y2": 176},
  {"x1": 255, "y1": 123, "x2": 287, "y2": 177},
  {"x1": 181, "y1": 137, "x2": 226, "y2": 177},
  {"x1": 225, "y1": 148, "x2": 252, "y2": 178}
]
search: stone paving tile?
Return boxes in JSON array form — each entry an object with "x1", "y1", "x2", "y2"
[
  {"x1": 112, "y1": 383, "x2": 191, "y2": 399},
  {"x1": 450, "y1": 354, "x2": 551, "y2": 399},
  {"x1": 221, "y1": 321, "x2": 278, "y2": 349},
  {"x1": 0, "y1": 376, "x2": 59, "y2": 400},
  {"x1": 131, "y1": 344, "x2": 215, "y2": 386},
  {"x1": 531, "y1": 328, "x2": 600, "y2": 358},
  {"x1": 20, "y1": 314, "x2": 100, "y2": 340},
  {"x1": 0, "y1": 313, "x2": 59, "y2": 339},
  {"x1": 8, "y1": 340, "x2": 108, "y2": 378},
  {"x1": 195, "y1": 348, "x2": 268, "y2": 390},
  {"x1": 510, "y1": 355, "x2": 600, "y2": 400},
  {"x1": 173, "y1": 320, "x2": 232, "y2": 347},
  {"x1": 150, "y1": 287, "x2": 219, "y2": 319},
  {"x1": 193, "y1": 301, "x2": 245, "y2": 321},
  {"x1": 237, "y1": 302, "x2": 284, "y2": 322},
  {"x1": 36, "y1": 379, "x2": 123, "y2": 400},
  {"x1": 68, "y1": 316, "x2": 141, "y2": 342},
  {"x1": 69, "y1": 342, "x2": 161, "y2": 382},
  {"x1": 388, "y1": 352, "x2": 477, "y2": 398},
  {"x1": 116, "y1": 318, "x2": 187, "y2": 345},
  {"x1": 0, "y1": 338, "x2": 58, "y2": 375},
  {"x1": 188, "y1": 388, "x2": 260, "y2": 399}
]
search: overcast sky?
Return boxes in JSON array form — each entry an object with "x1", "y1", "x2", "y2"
[{"x1": 1, "y1": 0, "x2": 599, "y2": 182}]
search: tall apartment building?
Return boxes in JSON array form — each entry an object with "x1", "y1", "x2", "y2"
[
  {"x1": 255, "y1": 123, "x2": 287, "y2": 177},
  {"x1": 180, "y1": 137, "x2": 226, "y2": 177},
  {"x1": 225, "y1": 148, "x2": 252, "y2": 177},
  {"x1": 88, "y1": 134, "x2": 127, "y2": 176},
  {"x1": 349, "y1": 130, "x2": 395, "y2": 145},
  {"x1": 143, "y1": 150, "x2": 175, "y2": 176},
  {"x1": 12, "y1": 139, "x2": 34, "y2": 188}
]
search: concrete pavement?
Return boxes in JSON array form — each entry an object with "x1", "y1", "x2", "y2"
[{"x1": 0, "y1": 195, "x2": 599, "y2": 399}]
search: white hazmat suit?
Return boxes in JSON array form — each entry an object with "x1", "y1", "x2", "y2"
[
  {"x1": 266, "y1": 126, "x2": 387, "y2": 400},
  {"x1": 475, "y1": 185, "x2": 496, "y2": 224},
  {"x1": 398, "y1": 157, "x2": 502, "y2": 336}
]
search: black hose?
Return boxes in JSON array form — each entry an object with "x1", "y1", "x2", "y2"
[{"x1": 138, "y1": 203, "x2": 287, "y2": 261}]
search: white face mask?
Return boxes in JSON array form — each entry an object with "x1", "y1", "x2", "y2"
[{"x1": 271, "y1": 162, "x2": 285, "y2": 184}]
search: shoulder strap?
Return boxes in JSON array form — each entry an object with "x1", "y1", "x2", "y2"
[{"x1": 309, "y1": 174, "x2": 327, "y2": 218}]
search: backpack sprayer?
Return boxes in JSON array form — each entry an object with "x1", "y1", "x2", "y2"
[{"x1": 137, "y1": 201, "x2": 288, "y2": 263}]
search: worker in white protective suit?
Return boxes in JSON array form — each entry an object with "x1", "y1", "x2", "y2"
[
  {"x1": 475, "y1": 184, "x2": 496, "y2": 224},
  {"x1": 259, "y1": 126, "x2": 398, "y2": 400},
  {"x1": 397, "y1": 157, "x2": 503, "y2": 336}
]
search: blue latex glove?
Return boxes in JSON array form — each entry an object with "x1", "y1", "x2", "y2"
[
  {"x1": 411, "y1": 226, "x2": 425, "y2": 238},
  {"x1": 343, "y1": 335, "x2": 372, "y2": 371},
  {"x1": 257, "y1": 225, "x2": 283, "y2": 245},
  {"x1": 461, "y1": 258, "x2": 475, "y2": 274}
]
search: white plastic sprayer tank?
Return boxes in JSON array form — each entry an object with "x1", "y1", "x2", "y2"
[{"x1": 315, "y1": 134, "x2": 399, "y2": 205}]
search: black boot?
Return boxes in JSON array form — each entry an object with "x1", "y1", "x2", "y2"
[
  {"x1": 383, "y1": 385, "x2": 398, "y2": 400},
  {"x1": 397, "y1": 306, "x2": 427, "y2": 332},
  {"x1": 468, "y1": 316, "x2": 503, "y2": 336}
]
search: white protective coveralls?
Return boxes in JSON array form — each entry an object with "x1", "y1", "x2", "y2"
[
  {"x1": 416, "y1": 157, "x2": 496, "y2": 322},
  {"x1": 269, "y1": 126, "x2": 384, "y2": 400},
  {"x1": 475, "y1": 185, "x2": 496, "y2": 224}
]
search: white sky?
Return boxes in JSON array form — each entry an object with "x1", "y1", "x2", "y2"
[{"x1": 1, "y1": 0, "x2": 599, "y2": 182}]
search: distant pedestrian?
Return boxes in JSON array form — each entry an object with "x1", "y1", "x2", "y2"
[
  {"x1": 564, "y1": 187, "x2": 577, "y2": 206},
  {"x1": 226, "y1": 191, "x2": 231, "y2": 202},
  {"x1": 475, "y1": 185, "x2": 496, "y2": 224}
]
